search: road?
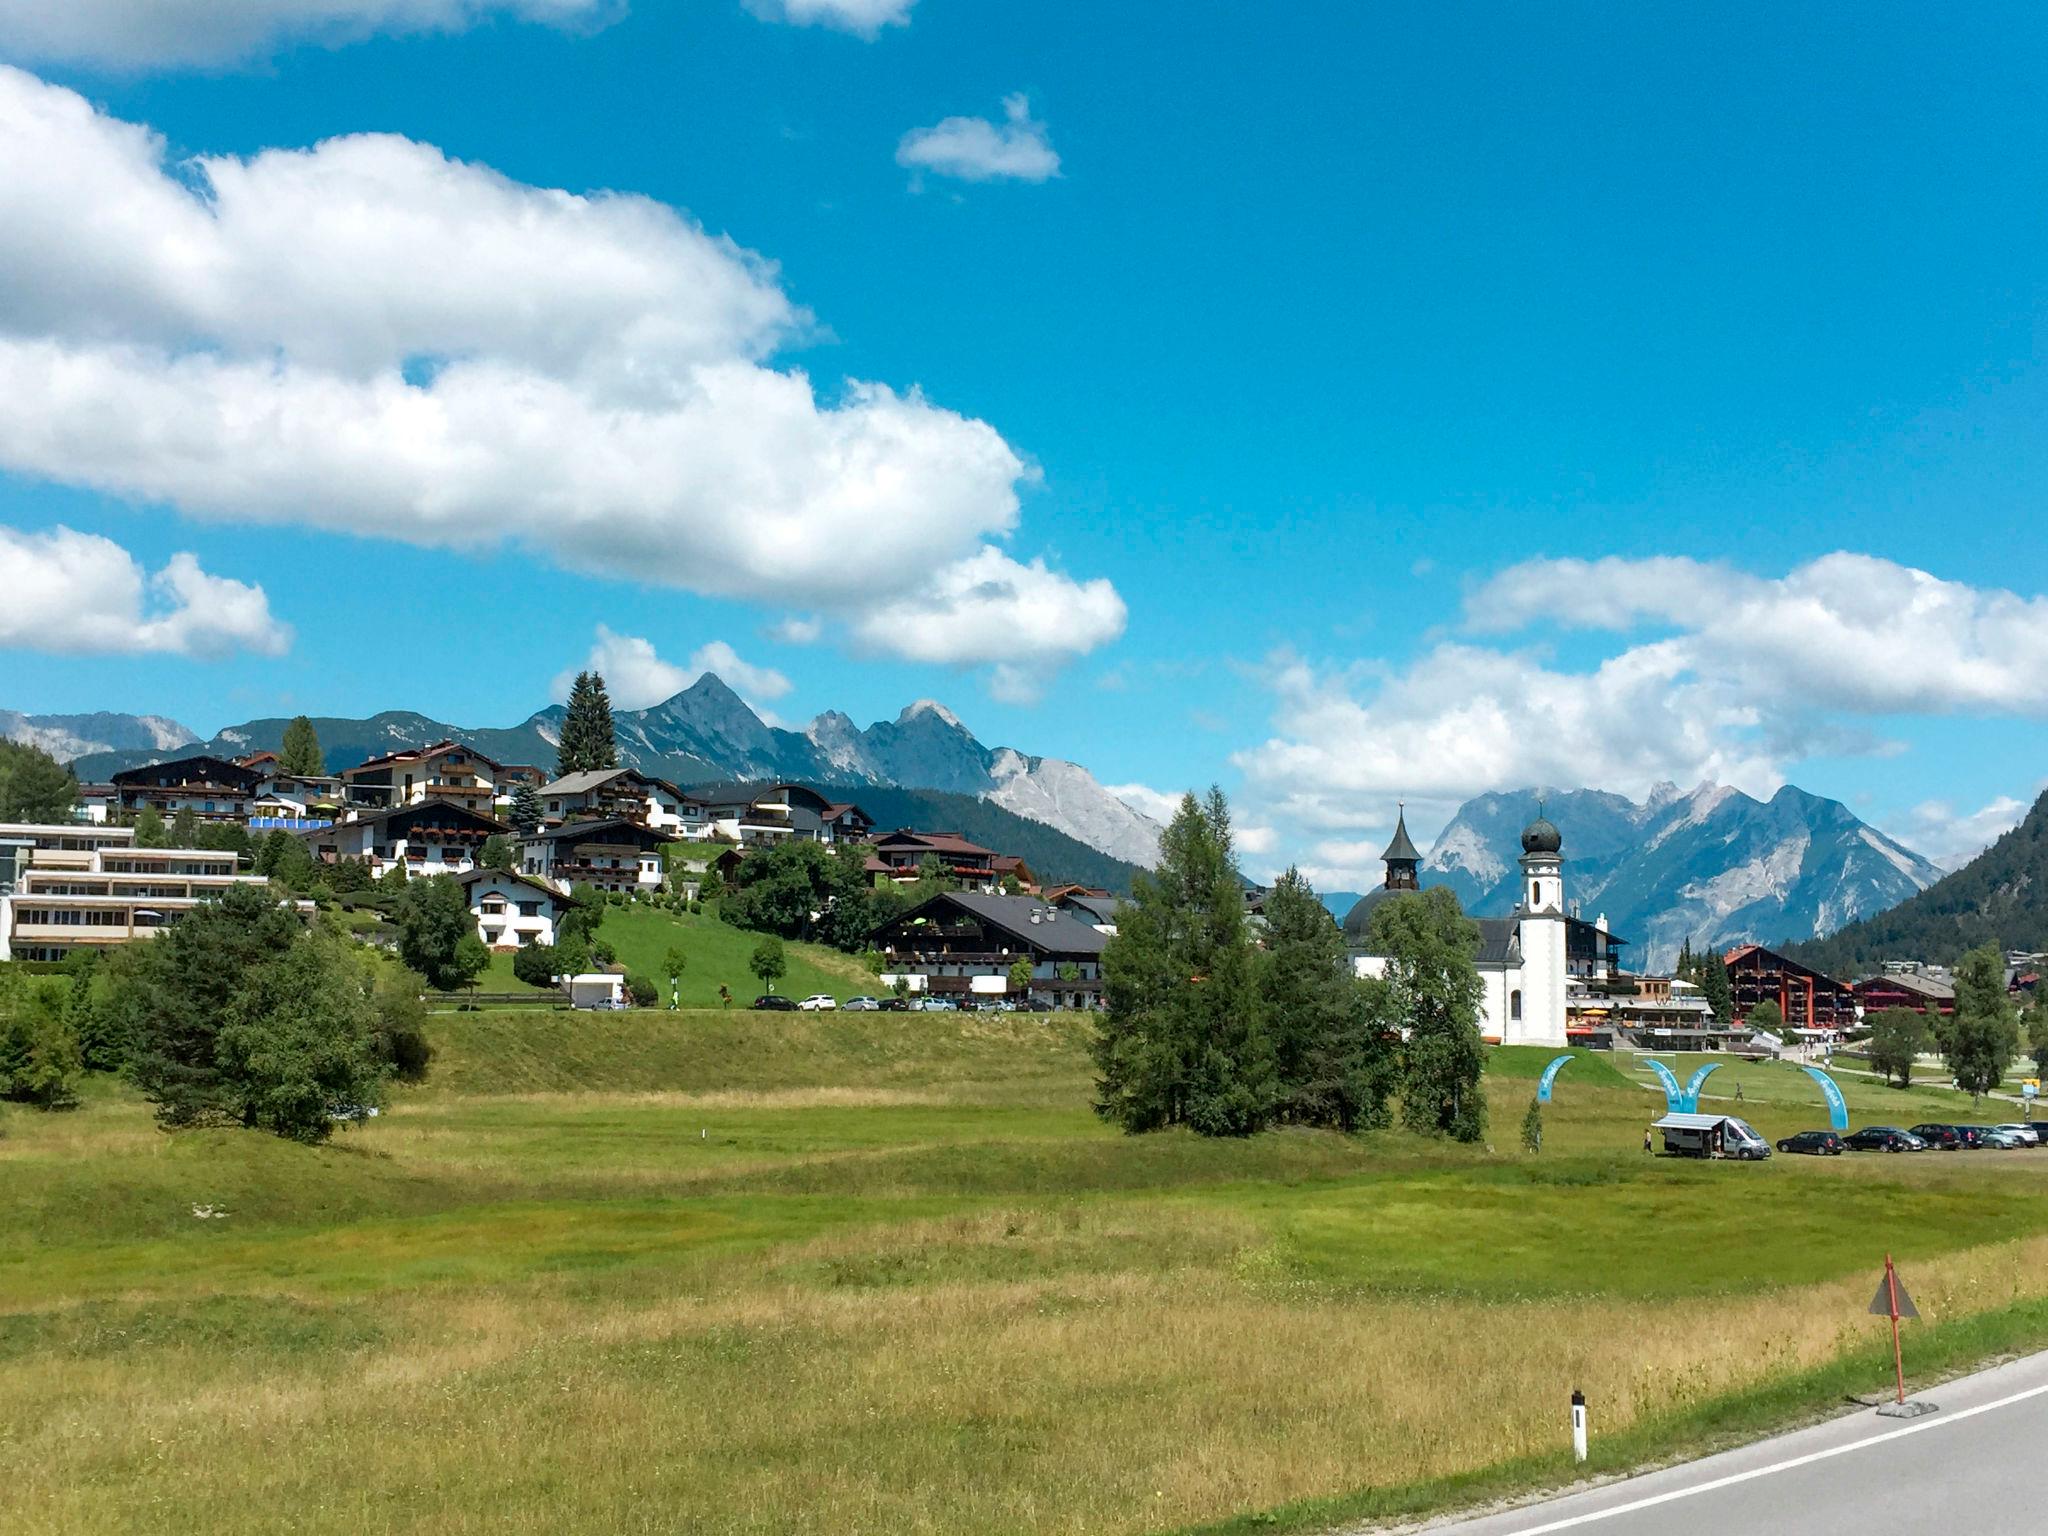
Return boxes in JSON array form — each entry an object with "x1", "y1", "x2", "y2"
[{"x1": 1406, "y1": 1348, "x2": 2048, "y2": 1535}]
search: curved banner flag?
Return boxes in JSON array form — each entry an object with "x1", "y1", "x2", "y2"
[
  {"x1": 1643, "y1": 1058, "x2": 1685, "y2": 1112},
  {"x1": 1681, "y1": 1062, "x2": 1721, "y2": 1114},
  {"x1": 1802, "y1": 1065, "x2": 1850, "y2": 1132},
  {"x1": 1537, "y1": 1053, "x2": 1575, "y2": 1104}
]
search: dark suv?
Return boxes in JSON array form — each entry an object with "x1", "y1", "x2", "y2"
[
  {"x1": 1776, "y1": 1130, "x2": 1845, "y2": 1155},
  {"x1": 1909, "y1": 1123, "x2": 1964, "y2": 1150},
  {"x1": 750, "y1": 994, "x2": 798, "y2": 1011}
]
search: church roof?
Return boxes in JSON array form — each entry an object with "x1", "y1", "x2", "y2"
[
  {"x1": 1521, "y1": 816, "x2": 1562, "y2": 855},
  {"x1": 1382, "y1": 808, "x2": 1421, "y2": 864}
]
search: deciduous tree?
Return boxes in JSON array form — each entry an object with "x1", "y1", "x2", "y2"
[
  {"x1": 749, "y1": 935, "x2": 787, "y2": 993},
  {"x1": 1867, "y1": 1006, "x2": 1932, "y2": 1088},
  {"x1": 394, "y1": 875, "x2": 481, "y2": 992},
  {"x1": 0, "y1": 739, "x2": 77, "y2": 822},
  {"x1": 1369, "y1": 886, "x2": 1486, "y2": 1142},
  {"x1": 1948, "y1": 944, "x2": 2020, "y2": 1102}
]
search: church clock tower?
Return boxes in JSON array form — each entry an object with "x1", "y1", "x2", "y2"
[{"x1": 1514, "y1": 811, "x2": 1569, "y2": 1049}]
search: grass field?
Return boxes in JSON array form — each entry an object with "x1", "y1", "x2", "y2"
[
  {"x1": 11, "y1": 1025, "x2": 2048, "y2": 1535},
  {"x1": 474, "y1": 902, "x2": 880, "y2": 1004}
]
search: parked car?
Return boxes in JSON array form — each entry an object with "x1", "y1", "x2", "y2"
[
  {"x1": 1974, "y1": 1125, "x2": 2025, "y2": 1149},
  {"x1": 1994, "y1": 1123, "x2": 2042, "y2": 1147},
  {"x1": 1776, "y1": 1130, "x2": 1845, "y2": 1156},
  {"x1": 751, "y1": 994, "x2": 798, "y2": 1011},
  {"x1": 2024, "y1": 1121, "x2": 2048, "y2": 1144},
  {"x1": 916, "y1": 996, "x2": 959, "y2": 1011},
  {"x1": 842, "y1": 996, "x2": 881, "y2": 1012},
  {"x1": 1845, "y1": 1126, "x2": 1922, "y2": 1153},
  {"x1": 876, "y1": 997, "x2": 911, "y2": 1012},
  {"x1": 1908, "y1": 1123, "x2": 1964, "y2": 1150},
  {"x1": 1021, "y1": 998, "x2": 1056, "y2": 1013},
  {"x1": 797, "y1": 994, "x2": 837, "y2": 1011},
  {"x1": 1953, "y1": 1125, "x2": 1986, "y2": 1149}
]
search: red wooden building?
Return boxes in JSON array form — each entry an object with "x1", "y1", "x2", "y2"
[{"x1": 1723, "y1": 943, "x2": 1858, "y2": 1031}]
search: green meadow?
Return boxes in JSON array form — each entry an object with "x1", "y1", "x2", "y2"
[{"x1": 9, "y1": 1019, "x2": 2048, "y2": 1535}]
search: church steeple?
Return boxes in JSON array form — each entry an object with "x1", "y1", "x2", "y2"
[{"x1": 1382, "y1": 803, "x2": 1421, "y2": 891}]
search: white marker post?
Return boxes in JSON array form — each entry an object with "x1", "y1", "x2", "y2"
[{"x1": 1571, "y1": 1388, "x2": 1588, "y2": 1463}]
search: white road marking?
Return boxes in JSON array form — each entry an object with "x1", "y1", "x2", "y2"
[{"x1": 1496, "y1": 1380, "x2": 2048, "y2": 1534}]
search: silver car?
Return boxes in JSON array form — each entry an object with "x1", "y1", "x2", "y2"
[{"x1": 1994, "y1": 1123, "x2": 2041, "y2": 1147}]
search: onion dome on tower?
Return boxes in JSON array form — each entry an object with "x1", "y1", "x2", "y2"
[{"x1": 1520, "y1": 815, "x2": 1562, "y2": 855}]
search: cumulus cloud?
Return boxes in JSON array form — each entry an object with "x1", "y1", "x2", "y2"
[
  {"x1": 1104, "y1": 782, "x2": 1187, "y2": 825},
  {"x1": 897, "y1": 93, "x2": 1060, "y2": 184},
  {"x1": 0, "y1": 69, "x2": 1119, "y2": 695},
  {"x1": 849, "y1": 546, "x2": 1126, "y2": 702},
  {"x1": 0, "y1": 0, "x2": 614, "y2": 69},
  {"x1": 743, "y1": 0, "x2": 912, "y2": 37},
  {"x1": 554, "y1": 627, "x2": 792, "y2": 712},
  {"x1": 0, "y1": 523, "x2": 288, "y2": 658},
  {"x1": 1893, "y1": 793, "x2": 2034, "y2": 870},
  {"x1": 766, "y1": 615, "x2": 823, "y2": 645}
]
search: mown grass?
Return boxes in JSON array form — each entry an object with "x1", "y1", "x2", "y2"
[
  {"x1": 8, "y1": 1019, "x2": 2048, "y2": 1535},
  {"x1": 471, "y1": 902, "x2": 879, "y2": 1005}
]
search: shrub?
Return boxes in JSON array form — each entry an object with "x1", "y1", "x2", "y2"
[
  {"x1": 626, "y1": 973, "x2": 658, "y2": 1008},
  {"x1": 512, "y1": 943, "x2": 557, "y2": 989}
]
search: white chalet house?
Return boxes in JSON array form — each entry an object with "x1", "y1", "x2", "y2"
[
  {"x1": 456, "y1": 868, "x2": 571, "y2": 950},
  {"x1": 538, "y1": 769, "x2": 698, "y2": 834},
  {"x1": 520, "y1": 817, "x2": 673, "y2": 893},
  {"x1": 301, "y1": 801, "x2": 511, "y2": 879}
]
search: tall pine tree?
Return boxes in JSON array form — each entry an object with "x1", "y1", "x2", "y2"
[
  {"x1": 557, "y1": 671, "x2": 619, "y2": 775},
  {"x1": 1260, "y1": 867, "x2": 1397, "y2": 1132},
  {"x1": 276, "y1": 715, "x2": 325, "y2": 776},
  {"x1": 1095, "y1": 788, "x2": 1275, "y2": 1136}
]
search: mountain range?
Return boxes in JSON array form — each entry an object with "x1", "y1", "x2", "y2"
[
  {"x1": 1414, "y1": 782, "x2": 1943, "y2": 966},
  {"x1": 1785, "y1": 786, "x2": 2048, "y2": 974},
  {"x1": 21, "y1": 677, "x2": 1165, "y2": 872}
]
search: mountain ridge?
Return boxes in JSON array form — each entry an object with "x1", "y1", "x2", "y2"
[
  {"x1": 19, "y1": 680, "x2": 1164, "y2": 871},
  {"x1": 1416, "y1": 781, "x2": 1943, "y2": 967}
]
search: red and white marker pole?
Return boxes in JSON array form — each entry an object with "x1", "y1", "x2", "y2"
[{"x1": 1885, "y1": 1253, "x2": 1905, "y2": 1406}]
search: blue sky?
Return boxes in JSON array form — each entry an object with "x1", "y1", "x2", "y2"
[{"x1": 2, "y1": 1, "x2": 2046, "y2": 884}]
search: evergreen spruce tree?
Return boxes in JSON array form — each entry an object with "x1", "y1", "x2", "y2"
[
  {"x1": 1369, "y1": 886, "x2": 1487, "y2": 1142},
  {"x1": 276, "y1": 715, "x2": 325, "y2": 776},
  {"x1": 510, "y1": 780, "x2": 544, "y2": 834},
  {"x1": 0, "y1": 740, "x2": 79, "y2": 821},
  {"x1": 1260, "y1": 866, "x2": 1395, "y2": 1131},
  {"x1": 1699, "y1": 952, "x2": 1735, "y2": 1022},
  {"x1": 1521, "y1": 1096, "x2": 1543, "y2": 1153},
  {"x1": 557, "y1": 671, "x2": 620, "y2": 775},
  {"x1": 1095, "y1": 788, "x2": 1275, "y2": 1136}
]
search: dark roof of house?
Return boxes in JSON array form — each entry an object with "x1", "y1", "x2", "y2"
[
  {"x1": 299, "y1": 801, "x2": 510, "y2": 839},
  {"x1": 110, "y1": 754, "x2": 264, "y2": 790},
  {"x1": 874, "y1": 890, "x2": 1112, "y2": 957},
  {"x1": 1056, "y1": 892, "x2": 1126, "y2": 926},
  {"x1": 344, "y1": 739, "x2": 504, "y2": 776},
  {"x1": 454, "y1": 867, "x2": 567, "y2": 902},
  {"x1": 873, "y1": 829, "x2": 997, "y2": 858},
  {"x1": 1855, "y1": 971, "x2": 1956, "y2": 1001},
  {"x1": 1473, "y1": 918, "x2": 1520, "y2": 966}
]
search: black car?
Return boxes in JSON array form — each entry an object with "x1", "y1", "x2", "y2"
[
  {"x1": 2026, "y1": 1122, "x2": 2048, "y2": 1145},
  {"x1": 1953, "y1": 1124, "x2": 1985, "y2": 1149},
  {"x1": 750, "y1": 994, "x2": 798, "y2": 1011},
  {"x1": 1844, "y1": 1126, "x2": 1921, "y2": 1152},
  {"x1": 876, "y1": 997, "x2": 912, "y2": 1012},
  {"x1": 1776, "y1": 1130, "x2": 1845, "y2": 1155},
  {"x1": 1908, "y1": 1123, "x2": 1964, "y2": 1150}
]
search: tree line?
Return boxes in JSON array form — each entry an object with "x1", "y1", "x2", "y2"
[{"x1": 1093, "y1": 790, "x2": 1487, "y2": 1142}]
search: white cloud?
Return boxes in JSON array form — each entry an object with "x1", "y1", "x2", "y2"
[
  {"x1": 0, "y1": 523, "x2": 288, "y2": 658},
  {"x1": 767, "y1": 615, "x2": 823, "y2": 645},
  {"x1": 849, "y1": 545, "x2": 1126, "y2": 698},
  {"x1": 743, "y1": 0, "x2": 912, "y2": 37},
  {"x1": 0, "y1": 0, "x2": 614, "y2": 69},
  {"x1": 554, "y1": 627, "x2": 792, "y2": 712},
  {"x1": 1893, "y1": 793, "x2": 2034, "y2": 870},
  {"x1": 1467, "y1": 553, "x2": 2048, "y2": 717},
  {"x1": 897, "y1": 93, "x2": 1059, "y2": 184},
  {"x1": 1105, "y1": 782, "x2": 1187, "y2": 825},
  {"x1": 685, "y1": 638, "x2": 793, "y2": 702},
  {"x1": 1234, "y1": 823, "x2": 1278, "y2": 856},
  {"x1": 0, "y1": 69, "x2": 1120, "y2": 697}
]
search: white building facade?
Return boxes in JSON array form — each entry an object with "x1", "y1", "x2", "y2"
[{"x1": 1343, "y1": 810, "x2": 1571, "y2": 1050}]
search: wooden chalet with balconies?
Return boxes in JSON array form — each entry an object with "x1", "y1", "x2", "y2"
[
  {"x1": 867, "y1": 830, "x2": 1002, "y2": 888},
  {"x1": 869, "y1": 890, "x2": 1109, "y2": 1009},
  {"x1": 109, "y1": 754, "x2": 264, "y2": 822},
  {"x1": 518, "y1": 816, "x2": 675, "y2": 893},
  {"x1": 1723, "y1": 942, "x2": 1858, "y2": 1033},
  {"x1": 340, "y1": 740, "x2": 504, "y2": 813},
  {"x1": 301, "y1": 800, "x2": 510, "y2": 878}
]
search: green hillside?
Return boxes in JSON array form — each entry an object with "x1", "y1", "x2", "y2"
[{"x1": 1786, "y1": 787, "x2": 2048, "y2": 972}]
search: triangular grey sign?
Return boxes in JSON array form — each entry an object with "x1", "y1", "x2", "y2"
[{"x1": 1869, "y1": 1273, "x2": 1919, "y2": 1319}]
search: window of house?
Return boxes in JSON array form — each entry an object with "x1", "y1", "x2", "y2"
[
  {"x1": 1510, "y1": 990, "x2": 1523, "y2": 1021},
  {"x1": 517, "y1": 901, "x2": 540, "y2": 917}
]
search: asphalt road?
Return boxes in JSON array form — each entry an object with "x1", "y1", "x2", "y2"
[{"x1": 1408, "y1": 1348, "x2": 2048, "y2": 1535}]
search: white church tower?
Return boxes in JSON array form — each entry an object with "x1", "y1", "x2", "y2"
[{"x1": 1513, "y1": 812, "x2": 1569, "y2": 1048}]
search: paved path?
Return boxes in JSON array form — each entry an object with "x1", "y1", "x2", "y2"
[{"x1": 1406, "y1": 1348, "x2": 2048, "y2": 1535}]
